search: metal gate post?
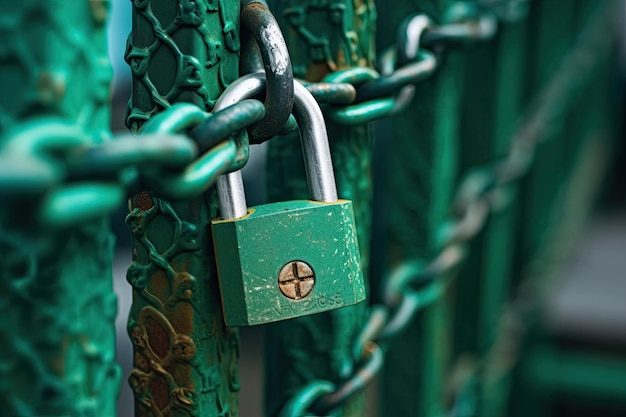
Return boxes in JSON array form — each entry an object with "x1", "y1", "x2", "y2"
[
  {"x1": 517, "y1": 0, "x2": 577, "y2": 270},
  {"x1": 125, "y1": 1, "x2": 241, "y2": 416},
  {"x1": 264, "y1": 1, "x2": 377, "y2": 415},
  {"x1": 509, "y1": 1, "x2": 622, "y2": 416},
  {"x1": 0, "y1": 1, "x2": 120, "y2": 415},
  {"x1": 453, "y1": 8, "x2": 529, "y2": 417},
  {"x1": 377, "y1": 0, "x2": 465, "y2": 416}
]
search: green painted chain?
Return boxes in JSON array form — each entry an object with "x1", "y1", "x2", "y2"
[
  {"x1": 0, "y1": 77, "x2": 357, "y2": 228},
  {"x1": 310, "y1": 0, "x2": 518, "y2": 126},
  {"x1": 0, "y1": 100, "x2": 266, "y2": 228},
  {"x1": 0, "y1": 0, "x2": 514, "y2": 227},
  {"x1": 278, "y1": 1, "x2": 620, "y2": 415}
]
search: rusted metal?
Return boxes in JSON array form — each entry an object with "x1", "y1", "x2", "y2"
[
  {"x1": 278, "y1": 260, "x2": 316, "y2": 300},
  {"x1": 125, "y1": 0, "x2": 242, "y2": 414}
]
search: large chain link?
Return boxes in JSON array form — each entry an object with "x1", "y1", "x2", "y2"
[
  {"x1": 0, "y1": 0, "x2": 365, "y2": 228},
  {"x1": 278, "y1": 0, "x2": 620, "y2": 415},
  {"x1": 308, "y1": 1, "x2": 504, "y2": 126},
  {"x1": 0, "y1": 100, "x2": 267, "y2": 228}
]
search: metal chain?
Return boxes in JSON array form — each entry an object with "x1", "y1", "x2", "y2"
[
  {"x1": 1, "y1": 0, "x2": 500, "y2": 228},
  {"x1": 0, "y1": 1, "x2": 300, "y2": 229},
  {"x1": 0, "y1": 75, "x2": 359, "y2": 229},
  {"x1": 309, "y1": 1, "x2": 508, "y2": 127},
  {"x1": 0, "y1": 100, "x2": 268, "y2": 228},
  {"x1": 279, "y1": 0, "x2": 620, "y2": 415}
]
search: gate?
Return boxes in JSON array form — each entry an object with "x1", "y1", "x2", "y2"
[{"x1": 0, "y1": 0, "x2": 624, "y2": 416}]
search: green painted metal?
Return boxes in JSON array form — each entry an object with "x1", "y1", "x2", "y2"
[
  {"x1": 509, "y1": 1, "x2": 623, "y2": 416},
  {"x1": 212, "y1": 199, "x2": 364, "y2": 326},
  {"x1": 453, "y1": 9, "x2": 529, "y2": 417},
  {"x1": 0, "y1": 0, "x2": 620, "y2": 415},
  {"x1": 0, "y1": 1, "x2": 120, "y2": 416},
  {"x1": 527, "y1": 346, "x2": 626, "y2": 402},
  {"x1": 125, "y1": 0, "x2": 242, "y2": 416},
  {"x1": 378, "y1": 0, "x2": 465, "y2": 416},
  {"x1": 264, "y1": 0, "x2": 376, "y2": 415},
  {"x1": 517, "y1": 0, "x2": 577, "y2": 270}
]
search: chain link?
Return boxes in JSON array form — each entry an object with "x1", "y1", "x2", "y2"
[
  {"x1": 0, "y1": 98, "x2": 267, "y2": 228},
  {"x1": 308, "y1": 1, "x2": 506, "y2": 127},
  {"x1": 240, "y1": 0, "x2": 295, "y2": 142}
]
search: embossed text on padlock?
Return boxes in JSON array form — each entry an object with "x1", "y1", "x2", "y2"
[{"x1": 211, "y1": 75, "x2": 365, "y2": 326}]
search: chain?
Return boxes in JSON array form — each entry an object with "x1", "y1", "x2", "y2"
[
  {"x1": 0, "y1": 76, "x2": 359, "y2": 229},
  {"x1": 0, "y1": 1, "x2": 299, "y2": 229},
  {"x1": 279, "y1": 0, "x2": 620, "y2": 415},
  {"x1": 0, "y1": 100, "x2": 267, "y2": 228},
  {"x1": 306, "y1": 1, "x2": 509, "y2": 127},
  {"x1": 0, "y1": 0, "x2": 503, "y2": 228}
]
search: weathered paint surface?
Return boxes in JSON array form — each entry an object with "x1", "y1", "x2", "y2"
[
  {"x1": 212, "y1": 199, "x2": 364, "y2": 326},
  {"x1": 126, "y1": 0, "x2": 242, "y2": 415},
  {"x1": 265, "y1": 1, "x2": 376, "y2": 415}
]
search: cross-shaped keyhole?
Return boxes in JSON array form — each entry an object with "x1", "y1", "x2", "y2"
[{"x1": 277, "y1": 260, "x2": 316, "y2": 300}]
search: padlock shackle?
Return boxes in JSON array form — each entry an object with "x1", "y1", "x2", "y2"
[
  {"x1": 214, "y1": 72, "x2": 338, "y2": 220},
  {"x1": 214, "y1": 74, "x2": 265, "y2": 219},
  {"x1": 294, "y1": 81, "x2": 339, "y2": 204}
]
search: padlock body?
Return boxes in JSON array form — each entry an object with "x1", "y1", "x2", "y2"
[{"x1": 212, "y1": 199, "x2": 365, "y2": 326}]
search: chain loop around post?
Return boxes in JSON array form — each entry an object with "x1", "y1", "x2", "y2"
[
  {"x1": 139, "y1": 100, "x2": 265, "y2": 200},
  {"x1": 0, "y1": 97, "x2": 268, "y2": 226},
  {"x1": 240, "y1": 0, "x2": 294, "y2": 143}
]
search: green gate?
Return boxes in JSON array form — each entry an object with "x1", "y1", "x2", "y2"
[{"x1": 0, "y1": 0, "x2": 624, "y2": 416}]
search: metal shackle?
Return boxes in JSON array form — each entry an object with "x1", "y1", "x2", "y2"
[{"x1": 214, "y1": 72, "x2": 338, "y2": 219}]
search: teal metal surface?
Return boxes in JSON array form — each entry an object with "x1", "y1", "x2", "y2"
[
  {"x1": 453, "y1": 8, "x2": 528, "y2": 417},
  {"x1": 265, "y1": 0, "x2": 377, "y2": 415},
  {"x1": 0, "y1": 1, "x2": 120, "y2": 415},
  {"x1": 212, "y1": 199, "x2": 364, "y2": 326},
  {"x1": 508, "y1": 1, "x2": 623, "y2": 415},
  {"x1": 125, "y1": 0, "x2": 242, "y2": 415},
  {"x1": 518, "y1": 0, "x2": 577, "y2": 267},
  {"x1": 379, "y1": 0, "x2": 464, "y2": 415}
]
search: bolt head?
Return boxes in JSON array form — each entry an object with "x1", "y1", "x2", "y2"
[{"x1": 277, "y1": 260, "x2": 315, "y2": 300}]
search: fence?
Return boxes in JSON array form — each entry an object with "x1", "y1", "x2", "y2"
[{"x1": 0, "y1": 0, "x2": 624, "y2": 416}]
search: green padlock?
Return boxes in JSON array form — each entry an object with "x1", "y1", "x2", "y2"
[{"x1": 211, "y1": 75, "x2": 365, "y2": 326}]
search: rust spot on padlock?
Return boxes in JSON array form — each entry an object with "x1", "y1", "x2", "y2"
[
  {"x1": 278, "y1": 260, "x2": 315, "y2": 300},
  {"x1": 134, "y1": 192, "x2": 154, "y2": 211}
]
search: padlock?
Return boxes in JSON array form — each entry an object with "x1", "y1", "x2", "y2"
[{"x1": 211, "y1": 77, "x2": 365, "y2": 326}]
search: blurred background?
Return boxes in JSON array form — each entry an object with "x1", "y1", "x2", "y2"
[{"x1": 108, "y1": 1, "x2": 626, "y2": 416}]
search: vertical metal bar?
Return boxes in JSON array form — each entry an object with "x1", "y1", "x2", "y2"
[
  {"x1": 452, "y1": 9, "x2": 529, "y2": 417},
  {"x1": 567, "y1": 0, "x2": 615, "y2": 167},
  {"x1": 510, "y1": 1, "x2": 622, "y2": 415},
  {"x1": 378, "y1": 0, "x2": 464, "y2": 416},
  {"x1": 0, "y1": 1, "x2": 120, "y2": 415},
  {"x1": 125, "y1": 1, "x2": 241, "y2": 416},
  {"x1": 516, "y1": 0, "x2": 577, "y2": 269},
  {"x1": 264, "y1": 1, "x2": 376, "y2": 416},
  {"x1": 509, "y1": 14, "x2": 585, "y2": 415}
]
